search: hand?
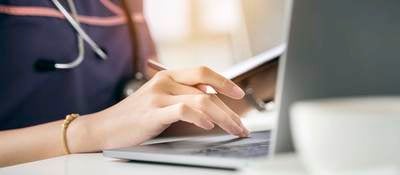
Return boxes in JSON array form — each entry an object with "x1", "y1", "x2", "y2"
[
  {"x1": 74, "y1": 67, "x2": 249, "y2": 151},
  {"x1": 159, "y1": 62, "x2": 278, "y2": 137}
]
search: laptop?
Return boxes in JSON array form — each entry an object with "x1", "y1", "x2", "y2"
[{"x1": 104, "y1": 0, "x2": 400, "y2": 169}]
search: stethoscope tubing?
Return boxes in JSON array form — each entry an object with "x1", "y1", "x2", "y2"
[
  {"x1": 51, "y1": 0, "x2": 107, "y2": 60},
  {"x1": 53, "y1": 0, "x2": 85, "y2": 69},
  {"x1": 49, "y1": 0, "x2": 108, "y2": 70}
]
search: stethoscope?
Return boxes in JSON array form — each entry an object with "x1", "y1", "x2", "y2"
[
  {"x1": 35, "y1": 0, "x2": 107, "y2": 71},
  {"x1": 35, "y1": 0, "x2": 147, "y2": 97}
]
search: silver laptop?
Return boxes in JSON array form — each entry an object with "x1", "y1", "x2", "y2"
[{"x1": 104, "y1": 0, "x2": 400, "y2": 169}]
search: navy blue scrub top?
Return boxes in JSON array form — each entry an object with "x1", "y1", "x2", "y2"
[{"x1": 0, "y1": 0, "x2": 134, "y2": 130}]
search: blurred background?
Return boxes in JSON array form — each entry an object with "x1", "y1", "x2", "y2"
[
  {"x1": 144, "y1": 0, "x2": 286, "y2": 71},
  {"x1": 144, "y1": 0, "x2": 286, "y2": 124}
]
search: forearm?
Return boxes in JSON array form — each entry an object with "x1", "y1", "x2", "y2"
[
  {"x1": 0, "y1": 120, "x2": 64, "y2": 166},
  {"x1": 0, "y1": 114, "x2": 101, "y2": 167}
]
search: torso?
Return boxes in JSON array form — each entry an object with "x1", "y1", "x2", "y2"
[{"x1": 0, "y1": 0, "x2": 134, "y2": 130}]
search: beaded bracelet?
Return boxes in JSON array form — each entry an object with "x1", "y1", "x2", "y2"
[{"x1": 62, "y1": 113, "x2": 79, "y2": 154}]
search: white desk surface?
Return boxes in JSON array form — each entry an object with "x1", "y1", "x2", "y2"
[
  {"x1": 1, "y1": 153, "x2": 235, "y2": 175},
  {"x1": 0, "y1": 153, "x2": 308, "y2": 175}
]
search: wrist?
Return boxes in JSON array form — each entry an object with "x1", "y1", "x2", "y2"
[{"x1": 67, "y1": 113, "x2": 104, "y2": 153}]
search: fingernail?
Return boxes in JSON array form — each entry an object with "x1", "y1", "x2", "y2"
[
  {"x1": 197, "y1": 84, "x2": 218, "y2": 94},
  {"x1": 239, "y1": 131, "x2": 247, "y2": 138},
  {"x1": 231, "y1": 85, "x2": 245, "y2": 99},
  {"x1": 197, "y1": 84, "x2": 208, "y2": 93},
  {"x1": 236, "y1": 127, "x2": 244, "y2": 136},
  {"x1": 244, "y1": 128, "x2": 250, "y2": 136},
  {"x1": 206, "y1": 122, "x2": 215, "y2": 130},
  {"x1": 205, "y1": 86, "x2": 218, "y2": 94},
  {"x1": 238, "y1": 126, "x2": 249, "y2": 137}
]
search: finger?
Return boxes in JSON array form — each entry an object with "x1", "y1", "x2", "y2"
[
  {"x1": 168, "y1": 94, "x2": 245, "y2": 136},
  {"x1": 167, "y1": 81, "x2": 204, "y2": 95},
  {"x1": 162, "y1": 67, "x2": 245, "y2": 99},
  {"x1": 150, "y1": 71, "x2": 215, "y2": 95},
  {"x1": 156, "y1": 103, "x2": 215, "y2": 130},
  {"x1": 196, "y1": 84, "x2": 217, "y2": 94},
  {"x1": 230, "y1": 115, "x2": 250, "y2": 137},
  {"x1": 209, "y1": 95, "x2": 250, "y2": 137}
]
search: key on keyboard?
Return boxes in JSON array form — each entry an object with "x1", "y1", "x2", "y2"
[{"x1": 191, "y1": 141, "x2": 269, "y2": 158}]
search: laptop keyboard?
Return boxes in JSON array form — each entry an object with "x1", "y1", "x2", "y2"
[{"x1": 190, "y1": 141, "x2": 270, "y2": 158}]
